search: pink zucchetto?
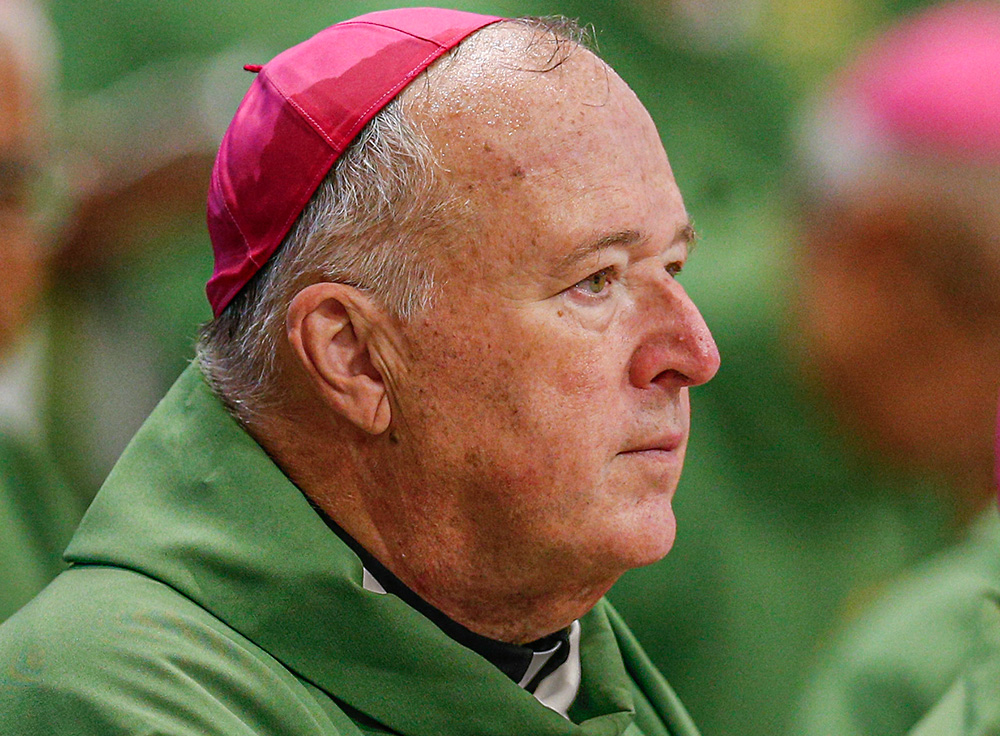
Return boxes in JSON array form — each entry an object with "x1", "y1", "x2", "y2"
[
  {"x1": 205, "y1": 8, "x2": 503, "y2": 317},
  {"x1": 840, "y1": 1, "x2": 1000, "y2": 161}
]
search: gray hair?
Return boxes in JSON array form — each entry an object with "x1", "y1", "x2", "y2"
[
  {"x1": 196, "y1": 17, "x2": 592, "y2": 424},
  {"x1": 196, "y1": 96, "x2": 444, "y2": 421}
]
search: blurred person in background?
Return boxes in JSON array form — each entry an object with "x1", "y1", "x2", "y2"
[
  {"x1": 790, "y1": 3, "x2": 1000, "y2": 735},
  {"x1": 598, "y1": 2, "x2": 953, "y2": 735},
  {"x1": 906, "y1": 404, "x2": 1000, "y2": 736},
  {"x1": 0, "y1": 0, "x2": 83, "y2": 621},
  {"x1": 907, "y1": 598, "x2": 1000, "y2": 736},
  {"x1": 42, "y1": 42, "x2": 259, "y2": 498}
]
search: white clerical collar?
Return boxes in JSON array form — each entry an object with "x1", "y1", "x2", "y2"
[{"x1": 362, "y1": 565, "x2": 581, "y2": 717}]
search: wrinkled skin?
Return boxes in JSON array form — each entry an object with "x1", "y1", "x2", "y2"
[
  {"x1": 276, "y1": 27, "x2": 720, "y2": 643},
  {"x1": 357, "y1": 33, "x2": 719, "y2": 640}
]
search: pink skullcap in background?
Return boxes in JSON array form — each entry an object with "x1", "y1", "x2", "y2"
[
  {"x1": 838, "y1": 1, "x2": 1000, "y2": 162},
  {"x1": 206, "y1": 8, "x2": 503, "y2": 317}
]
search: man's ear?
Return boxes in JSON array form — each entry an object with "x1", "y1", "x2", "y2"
[{"x1": 286, "y1": 283, "x2": 392, "y2": 435}]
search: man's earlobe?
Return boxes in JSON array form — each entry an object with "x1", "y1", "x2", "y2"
[{"x1": 286, "y1": 283, "x2": 391, "y2": 435}]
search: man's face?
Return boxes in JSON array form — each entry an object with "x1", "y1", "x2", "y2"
[
  {"x1": 374, "y1": 42, "x2": 719, "y2": 594},
  {"x1": 0, "y1": 49, "x2": 44, "y2": 352}
]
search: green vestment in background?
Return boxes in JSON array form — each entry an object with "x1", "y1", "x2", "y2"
[
  {"x1": 0, "y1": 432, "x2": 81, "y2": 621},
  {"x1": 793, "y1": 511, "x2": 1000, "y2": 736}
]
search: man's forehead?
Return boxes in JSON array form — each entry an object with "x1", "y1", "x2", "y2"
[
  {"x1": 408, "y1": 24, "x2": 610, "y2": 133},
  {"x1": 416, "y1": 63, "x2": 653, "y2": 191},
  {"x1": 402, "y1": 19, "x2": 682, "y2": 280}
]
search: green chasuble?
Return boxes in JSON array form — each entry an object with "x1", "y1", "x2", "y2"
[
  {"x1": 907, "y1": 587, "x2": 1000, "y2": 736},
  {"x1": 793, "y1": 511, "x2": 1000, "y2": 736},
  {"x1": 0, "y1": 365, "x2": 699, "y2": 736}
]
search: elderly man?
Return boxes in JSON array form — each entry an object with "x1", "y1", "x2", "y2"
[{"x1": 0, "y1": 9, "x2": 718, "y2": 735}]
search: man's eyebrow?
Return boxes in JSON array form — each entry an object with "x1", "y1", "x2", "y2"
[
  {"x1": 556, "y1": 221, "x2": 697, "y2": 273},
  {"x1": 678, "y1": 222, "x2": 697, "y2": 252},
  {"x1": 674, "y1": 220, "x2": 698, "y2": 248},
  {"x1": 555, "y1": 230, "x2": 642, "y2": 273}
]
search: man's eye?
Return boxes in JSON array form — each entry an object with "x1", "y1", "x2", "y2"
[
  {"x1": 666, "y1": 261, "x2": 684, "y2": 278},
  {"x1": 575, "y1": 268, "x2": 612, "y2": 295}
]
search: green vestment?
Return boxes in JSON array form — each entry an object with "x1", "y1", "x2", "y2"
[
  {"x1": 793, "y1": 511, "x2": 1000, "y2": 736},
  {"x1": 907, "y1": 585, "x2": 1000, "y2": 736},
  {"x1": 0, "y1": 365, "x2": 699, "y2": 736}
]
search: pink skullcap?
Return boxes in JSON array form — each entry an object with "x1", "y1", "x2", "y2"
[
  {"x1": 206, "y1": 8, "x2": 503, "y2": 317},
  {"x1": 838, "y1": 1, "x2": 1000, "y2": 162}
]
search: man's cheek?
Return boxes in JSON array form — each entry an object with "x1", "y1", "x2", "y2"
[{"x1": 550, "y1": 345, "x2": 614, "y2": 399}]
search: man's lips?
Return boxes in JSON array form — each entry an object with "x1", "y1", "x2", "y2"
[{"x1": 618, "y1": 433, "x2": 684, "y2": 455}]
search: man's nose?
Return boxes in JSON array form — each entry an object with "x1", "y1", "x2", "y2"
[{"x1": 628, "y1": 278, "x2": 721, "y2": 390}]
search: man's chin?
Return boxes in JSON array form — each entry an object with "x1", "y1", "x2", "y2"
[{"x1": 599, "y1": 507, "x2": 677, "y2": 573}]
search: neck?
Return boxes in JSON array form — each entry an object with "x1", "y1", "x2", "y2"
[
  {"x1": 311, "y1": 478, "x2": 615, "y2": 643},
  {"x1": 249, "y1": 415, "x2": 617, "y2": 644}
]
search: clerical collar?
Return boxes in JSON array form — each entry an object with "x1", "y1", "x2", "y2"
[{"x1": 311, "y1": 504, "x2": 573, "y2": 691}]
